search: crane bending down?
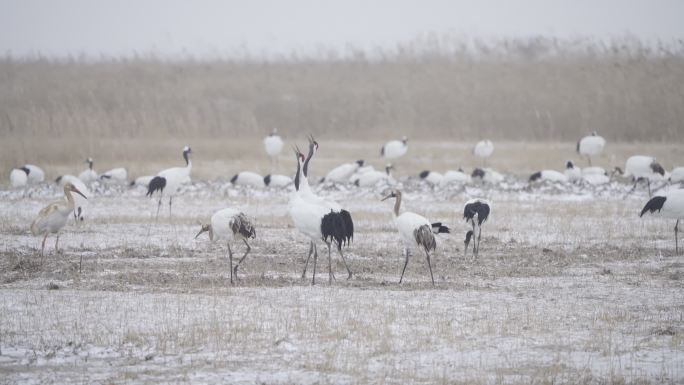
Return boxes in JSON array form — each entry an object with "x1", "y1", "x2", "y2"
[
  {"x1": 382, "y1": 189, "x2": 449, "y2": 285},
  {"x1": 30, "y1": 182, "x2": 88, "y2": 269},
  {"x1": 463, "y1": 198, "x2": 491, "y2": 258},
  {"x1": 195, "y1": 208, "x2": 256, "y2": 284}
]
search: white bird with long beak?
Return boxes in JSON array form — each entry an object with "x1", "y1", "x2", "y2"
[
  {"x1": 147, "y1": 146, "x2": 192, "y2": 219},
  {"x1": 463, "y1": 199, "x2": 491, "y2": 258},
  {"x1": 640, "y1": 189, "x2": 684, "y2": 254},
  {"x1": 576, "y1": 131, "x2": 606, "y2": 166},
  {"x1": 78, "y1": 157, "x2": 98, "y2": 184},
  {"x1": 195, "y1": 208, "x2": 256, "y2": 284},
  {"x1": 54, "y1": 175, "x2": 90, "y2": 222},
  {"x1": 31, "y1": 182, "x2": 88, "y2": 268},
  {"x1": 382, "y1": 189, "x2": 449, "y2": 285},
  {"x1": 264, "y1": 128, "x2": 284, "y2": 171}
]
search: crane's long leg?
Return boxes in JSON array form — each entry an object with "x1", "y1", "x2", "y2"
[
  {"x1": 227, "y1": 242, "x2": 234, "y2": 285},
  {"x1": 301, "y1": 241, "x2": 314, "y2": 279},
  {"x1": 233, "y1": 239, "x2": 251, "y2": 279},
  {"x1": 623, "y1": 179, "x2": 639, "y2": 200},
  {"x1": 312, "y1": 243, "x2": 318, "y2": 285},
  {"x1": 647, "y1": 180, "x2": 652, "y2": 197},
  {"x1": 327, "y1": 242, "x2": 333, "y2": 285},
  {"x1": 399, "y1": 247, "x2": 410, "y2": 284},
  {"x1": 476, "y1": 227, "x2": 482, "y2": 257},
  {"x1": 168, "y1": 196, "x2": 173, "y2": 217},
  {"x1": 337, "y1": 244, "x2": 353, "y2": 280},
  {"x1": 40, "y1": 233, "x2": 48, "y2": 259},
  {"x1": 55, "y1": 235, "x2": 60, "y2": 254},
  {"x1": 675, "y1": 220, "x2": 680, "y2": 255},
  {"x1": 155, "y1": 195, "x2": 163, "y2": 220},
  {"x1": 424, "y1": 248, "x2": 435, "y2": 286}
]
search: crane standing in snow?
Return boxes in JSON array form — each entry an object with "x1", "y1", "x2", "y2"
[
  {"x1": 576, "y1": 132, "x2": 606, "y2": 166},
  {"x1": 463, "y1": 199, "x2": 491, "y2": 258},
  {"x1": 640, "y1": 189, "x2": 684, "y2": 254},
  {"x1": 381, "y1": 189, "x2": 449, "y2": 285},
  {"x1": 195, "y1": 208, "x2": 256, "y2": 284},
  {"x1": 264, "y1": 128, "x2": 284, "y2": 171},
  {"x1": 473, "y1": 140, "x2": 494, "y2": 167},
  {"x1": 147, "y1": 146, "x2": 192, "y2": 219}
]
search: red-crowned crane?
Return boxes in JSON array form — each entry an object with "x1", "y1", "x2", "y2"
[
  {"x1": 299, "y1": 136, "x2": 354, "y2": 280},
  {"x1": 381, "y1": 189, "x2": 449, "y2": 285},
  {"x1": 381, "y1": 136, "x2": 408, "y2": 160},
  {"x1": 78, "y1": 158, "x2": 98, "y2": 184},
  {"x1": 31, "y1": 182, "x2": 88, "y2": 269},
  {"x1": 463, "y1": 198, "x2": 491, "y2": 258},
  {"x1": 147, "y1": 146, "x2": 192, "y2": 219},
  {"x1": 576, "y1": 132, "x2": 606, "y2": 166},
  {"x1": 23, "y1": 165, "x2": 45, "y2": 184},
  {"x1": 99, "y1": 168, "x2": 128, "y2": 185},
  {"x1": 321, "y1": 160, "x2": 364, "y2": 184},
  {"x1": 623, "y1": 155, "x2": 666, "y2": 197},
  {"x1": 195, "y1": 208, "x2": 256, "y2": 284},
  {"x1": 9, "y1": 167, "x2": 29, "y2": 188},
  {"x1": 288, "y1": 146, "x2": 351, "y2": 285},
  {"x1": 231, "y1": 171, "x2": 265, "y2": 188},
  {"x1": 640, "y1": 189, "x2": 684, "y2": 254},
  {"x1": 473, "y1": 140, "x2": 494, "y2": 166},
  {"x1": 264, "y1": 128, "x2": 284, "y2": 171}
]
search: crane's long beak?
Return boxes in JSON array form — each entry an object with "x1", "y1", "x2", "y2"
[
  {"x1": 194, "y1": 227, "x2": 208, "y2": 239},
  {"x1": 71, "y1": 186, "x2": 88, "y2": 200},
  {"x1": 381, "y1": 194, "x2": 393, "y2": 201}
]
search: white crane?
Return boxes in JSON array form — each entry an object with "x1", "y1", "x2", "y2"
[
  {"x1": 529, "y1": 168, "x2": 569, "y2": 183},
  {"x1": 231, "y1": 171, "x2": 265, "y2": 188},
  {"x1": 195, "y1": 208, "x2": 256, "y2": 284},
  {"x1": 576, "y1": 131, "x2": 606, "y2": 166},
  {"x1": 381, "y1": 189, "x2": 449, "y2": 285},
  {"x1": 263, "y1": 174, "x2": 293, "y2": 188},
  {"x1": 99, "y1": 168, "x2": 128, "y2": 184},
  {"x1": 623, "y1": 155, "x2": 666, "y2": 197},
  {"x1": 30, "y1": 182, "x2": 88, "y2": 268},
  {"x1": 381, "y1": 136, "x2": 408, "y2": 160},
  {"x1": 264, "y1": 128, "x2": 284, "y2": 171},
  {"x1": 54, "y1": 175, "x2": 90, "y2": 222},
  {"x1": 9, "y1": 167, "x2": 29, "y2": 188},
  {"x1": 23, "y1": 164, "x2": 45, "y2": 184},
  {"x1": 669, "y1": 167, "x2": 684, "y2": 185},
  {"x1": 640, "y1": 188, "x2": 684, "y2": 254},
  {"x1": 473, "y1": 140, "x2": 494, "y2": 166},
  {"x1": 353, "y1": 165, "x2": 394, "y2": 187},
  {"x1": 299, "y1": 137, "x2": 354, "y2": 280},
  {"x1": 564, "y1": 161, "x2": 583, "y2": 183},
  {"x1": 440, "y1": 169, "x2": 472, "y2": 186},
  {"x1": 288, "y1": 147, "x2": 351, "y2": 285},
  {"x1": 418, "y1": 170, "x2": 444, "y2": 186},
  {"x1": 320, "y1": 160, "x2": 364, "y2": 184},
  {"x1": 471, "y1": 168, "x2": 504, "y2": 184},
  {"x1": 463, "y1": 198, "x2": 491, "y2": 258},
  {"x1": 78, "y1": 158, "x2": 98, "y2": 184},
  {"x1": 130, "y1": 175, "x2": 154, "y2": 188},
  {"x1": 147, "y1": 146, "x2": 192, "y2": 218}
]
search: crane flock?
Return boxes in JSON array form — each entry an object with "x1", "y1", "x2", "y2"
[{"x1": 8, "y1": 131, "x2": 684, "y2": 285}]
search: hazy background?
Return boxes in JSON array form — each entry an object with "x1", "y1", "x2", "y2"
[{"x1": 1, "y1": 0, "x2": 683, "y2": 175}]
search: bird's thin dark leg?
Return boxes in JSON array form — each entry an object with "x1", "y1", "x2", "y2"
[
  {"x1": 79, "y1": 255, "x2": 83, "y2": 274},
  {"x1": 327, "y1": 242, "x2": 333, "y2": 285},
  {"x1": 476, "y1": 227, "x2": 482, "y2": 257},
  {"x1": 337, "y1": 244, "x2": 353, "y2": 279},
  {"x1": 40, "y1": 233, "x2": 48, "y2": 260},
  {"x1": 55, "y1": 235, "x2": 60, "y2": 254},
  {"x1": 168, "y1": 196, "x2": 173, "y2": 217},
  {"x1": 312, "y1": 243, "x2": 318, "y2": 285},
  {"x1": 227, "y1": 242, "x2": 234, "y2": 285},
  {"x1": 424, "y1": 249, "x2": 435, "y2": 286},
  {"x1": 301, "y1": 241, "x2": 314, "y2": 279},
  {"x1": 647, "y1": 180, "x2": 652, "y2": 197},
  {"x1": 155, "y1": 195, "x2": 162, "y2": 220},
  {"x1": 399, "y1": 247, "x2": 410, "y2": 284},
  {"x1": 234, "y1": 239, "x2": 251, "y2": 279},
  {"x1": 623, "y1": 180, "x2": 639, "y2": 200},
  {"x1": 675, "y1": 219, "x2": 679, "y2": 255}
]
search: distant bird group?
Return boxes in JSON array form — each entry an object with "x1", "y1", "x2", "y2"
[{"x1": 9, "y1": 130, "x2": 683, "y2": 282}]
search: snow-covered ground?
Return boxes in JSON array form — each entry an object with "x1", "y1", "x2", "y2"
[{"x1": 1, "y1": 179, "x2": 682, "y2": 384}]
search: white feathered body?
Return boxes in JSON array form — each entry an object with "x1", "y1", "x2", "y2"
[
  {"x1": 100, "y1": 168, "x2": 128, "y2": 184},
  {"x1": 78, "y1": 168, "x2": 98, "y2": 184},
  {"x1": 10, "y1": 169, "x2": 28, "y2": 188},
  {"x1": 625, "y1": 156, "x2": 664, "y2": 181},
  {"x1": 264, "y1": 135, "x2": 284, "y2": 158},
  {"x1": 473, "y1": 140, "x2": 494, "y2": 158},
  {"x1": 325, "y1": 163, "x2": 361, "y2": 183},
  {"x1": 209, "y1": 208, "x2": 251, "y2": 243},
  {"x1": 265, "y1": 174, "x2": 293, "y2": 187},
  {"x1": 577, "y1": 135, "x2": 606, "y2": 156},
  {"x1": 158, "y1": 164, "x2": 192, "y2": 195},
  {"x1": 670, "y1": 167, "x2": 684, "y2": 183},
  {"x1": 24, "y1": 165, "x2": 45, "y2": 183},
  {"x1": 382, "y1": 140, "x2": 407, "y2": 159},
  {"x1": 394, "y1": 212, "x2": 431, "y2": 248},
  {"x1": 232, "y1": 171, "x2": 265, "y2": 188},
  {"x1": 441, "y1": 170, "x2": 471, "y2": 185}
]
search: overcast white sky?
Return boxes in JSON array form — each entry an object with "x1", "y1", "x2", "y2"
[{"x1": 1, "y1": 0, "x2": 683, "y2": 58}]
